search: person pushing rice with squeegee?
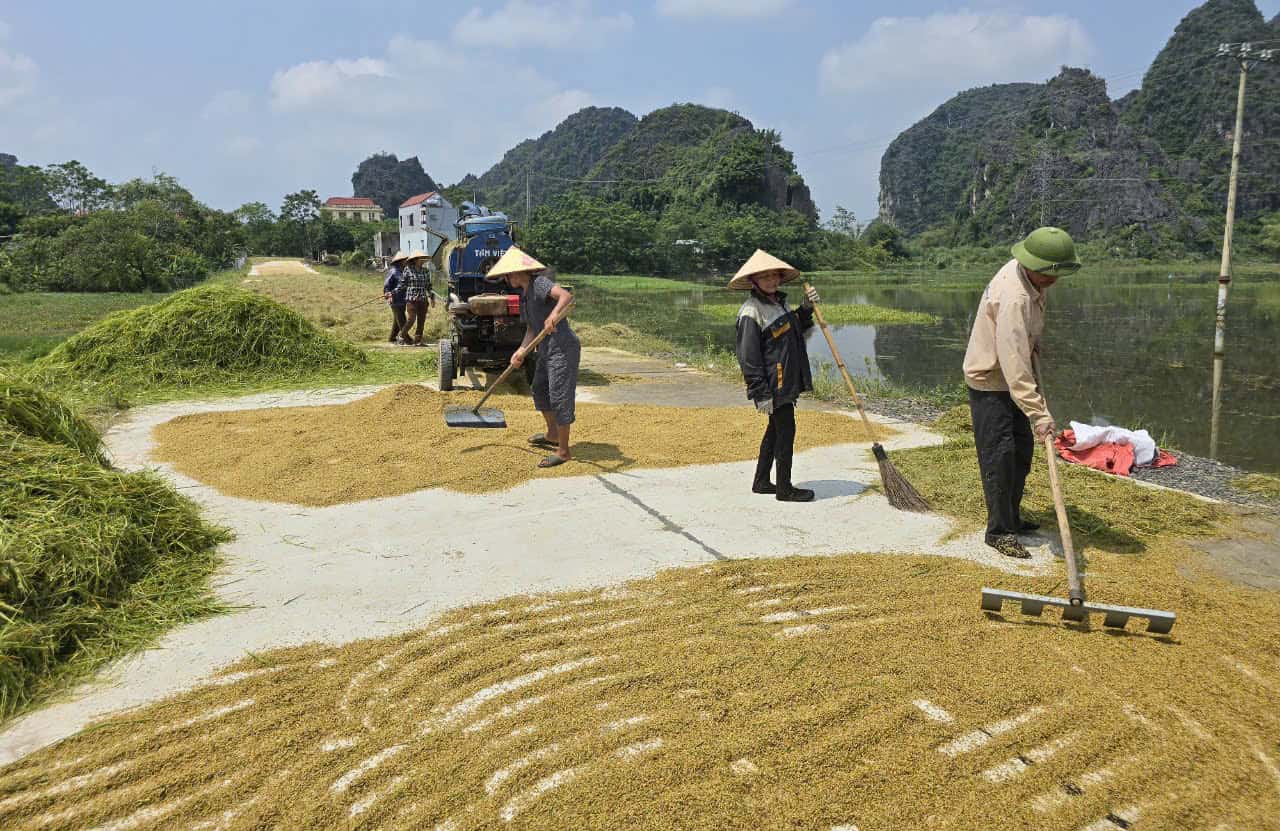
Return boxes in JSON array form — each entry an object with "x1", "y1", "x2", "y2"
[
  {"x1": 487, "y1": 246, "x2": 580, "y2": 469},
  {"x1": 731, "y1": 249, "x2": 821, "y2": 502}
]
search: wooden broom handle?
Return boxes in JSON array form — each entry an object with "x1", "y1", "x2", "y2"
[
  {"x1": 803, "y1": 282, "x2": 879, "y2": 441},
  {"x1": 473, "y1": 297, "x2": 575, "y2": 412},
  {"x1": 1043, "y1": 432, "x2": 1084, "y2": 604}
]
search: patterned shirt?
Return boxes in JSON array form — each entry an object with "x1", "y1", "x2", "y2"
[{"x1": 402, "y1": 266, "x2": 430, "y2": 302}]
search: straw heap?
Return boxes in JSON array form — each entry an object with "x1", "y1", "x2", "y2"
[
  {"x1": 34, "y1": 284, "x2": 365, "y2": 389},
  {"x1": 0, "y1": 402, "x2": 229, "y2": 718}
]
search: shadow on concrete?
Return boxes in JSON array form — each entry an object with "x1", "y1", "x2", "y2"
[
  {"x1": 593, "y1": 474, "x2": 728, "y2": 561},
  {"x1": 794, "y1": 479, "x2": 868, "y2": 500}
]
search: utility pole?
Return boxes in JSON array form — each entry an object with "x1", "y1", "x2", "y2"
[
  {"x1": 525, "y1": 168, "x2": 531, "y2": 222},
  {"x1": 1034, "y1": 144, "x2": 1053, "y2": 228},
  {"x1": 1210, "y1": 42, "x2": 1276, "y2": 459}
]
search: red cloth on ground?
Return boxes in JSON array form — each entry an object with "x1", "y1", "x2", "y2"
[{"x1": 1054, "y1": 429, "x2": 1177, "y2": 477}]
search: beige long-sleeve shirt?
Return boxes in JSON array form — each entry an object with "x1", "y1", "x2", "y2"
[{"x1": 963, "y1": 259, "x2": 1051, "y2": 429}]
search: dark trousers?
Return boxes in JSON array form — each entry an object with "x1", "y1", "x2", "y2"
[
  {"x1": 969, "y1": 387, "x2": 1034, "y2": 536},
  {"x1": 754, "y1": 403, "x2": 796, "y2": 489},
  {"x1": 389, "y1": 305, "x2": 407, "y2": 342},
  {"x1": 404, "y1": 300, "x2": 429, "y2": 343}
]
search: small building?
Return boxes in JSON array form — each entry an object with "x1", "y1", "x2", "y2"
[
  {"x1": 372, "y1": 231, "x2": 401, "y2": 261},
  {"x1": 320, "y1": 197, "x2": 384, "y2": 223},
  {"x1": 399, "y1": 192, "x2": 459, "y2": 257}
]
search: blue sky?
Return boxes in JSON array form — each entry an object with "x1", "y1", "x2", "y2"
[{"x1": 2, "y1": 1, "x2": 1277, "y2": 222}]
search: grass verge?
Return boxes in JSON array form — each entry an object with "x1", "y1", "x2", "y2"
[
  {"x1": 700, "y1": 303, "x2": 938, "y2": 326},
  {"x1": 892, "y1": 407, "x2": 1224, "y2": 552},
  {"x1": 1231, "y1": 473, "x2": 1280, "y2": 503}
]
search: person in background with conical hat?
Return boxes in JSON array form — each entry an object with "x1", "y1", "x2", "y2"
[
  {"x1": 383, "y1": 251, "x2": 410, "y2": 344},
  {"x1": 731, "y1": 249, "x2": 821, "y2": 502},
  {"x1": 963, "y1": 226, "x2": 1081, "y2": 559},
  {"x1": 489, "y1": 246, "x2": 580, "y2": 468}
]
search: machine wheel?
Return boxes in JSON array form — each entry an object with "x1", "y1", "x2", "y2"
[
  {"x1": 438, "y1": 339, "x2": 455, "y2": 391},
  {"x1": 522, "y1": 352, "x2": 537, "y2": 385}
]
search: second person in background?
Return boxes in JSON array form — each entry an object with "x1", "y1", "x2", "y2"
[
  {"x1": 732, "y1": 249, "x2": 821, "y2": 502},
  {"x1": 402, "y1": 251, "x2": 436, "y2": 345}
]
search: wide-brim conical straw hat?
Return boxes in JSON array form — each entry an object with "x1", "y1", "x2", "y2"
[
  {"x1": 727, "y1": 249, "x2": 800, "y2": 290},
  {"x1": 485, "y1": 246, "x2": 546, "y2": 280},
  {"x1": 406, "y1": 250, "x2": 430, "y2": 261},
  {"x1": 390, "y1": 251, "x2": 409, "y2": 264}
]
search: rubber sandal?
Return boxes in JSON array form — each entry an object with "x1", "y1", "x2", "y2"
[
  {"x1": 528, "y1": 433, "x2": 557, "y2": 448},
  {"x1": 538, "y1": 455, "x2": 568, "y2": 468}
]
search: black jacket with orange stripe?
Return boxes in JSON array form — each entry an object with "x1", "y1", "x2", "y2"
[{"x1": 734, "y1": 289, "x2": 815, "y2": 408}]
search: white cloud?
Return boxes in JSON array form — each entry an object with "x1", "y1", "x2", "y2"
[
  {"x1": 819, "y1": 11, "x2": 1093, "y2": 96},
  {"x1": 0, "y1": 20, "x2": 36, "y2": 108},
  {"x1": 269, "y1": 57, "x2": 393, "y2": 112},
  {"x1": 655, "y1": 0, "x2": 791, "y2": 20},
  {"x1": 254, "y1": 35, "x2": 603, "y2": 204},
  {"x1": 200, "y1": 90, "x2": 252, "y2": 121},
  {"x1": 452, "y1": 1, "x2": 633, "y2": 50}
]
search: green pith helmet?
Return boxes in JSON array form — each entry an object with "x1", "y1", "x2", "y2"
[{"x1": 1011, "y1": 227, "x2": 1082, "y2": 277}]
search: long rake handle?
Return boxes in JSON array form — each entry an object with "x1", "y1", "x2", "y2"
[
  {"x1": 1043, "y1": 433, "x2": 1084, "y2": 605},
  {"x1": 472, "y1": 297, "x2": 575, "y2": 413},
  {"x1": 804, "y1": 283, "x2": 879, "y2": 443}
]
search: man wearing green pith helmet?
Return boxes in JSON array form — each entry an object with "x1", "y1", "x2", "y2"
[{"x1": 963, "y1": 227, "x2": 1081, "y2": 560}]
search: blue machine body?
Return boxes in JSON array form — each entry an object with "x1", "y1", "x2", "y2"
[{"x1": 448, "y1": 226, "x2": 515, "y2": 300}]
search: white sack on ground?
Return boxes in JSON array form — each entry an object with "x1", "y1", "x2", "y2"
[{"x1": 1068, "y1": 421, "x2": 1157, "y2": 466}]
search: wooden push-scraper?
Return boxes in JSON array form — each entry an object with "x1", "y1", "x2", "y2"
[{"x1": 980, "y1": 434, "x2": 1177, "y2": 635}]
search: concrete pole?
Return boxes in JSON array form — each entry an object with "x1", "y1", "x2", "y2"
[
  {"x1": 525, "y1": 168, "x2": 531, "y2": 222},
  {"x1": 1210, "y1": 60, "x2": 1248, "y2": 460}
]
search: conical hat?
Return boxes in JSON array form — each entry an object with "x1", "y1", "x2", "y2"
[
  {"x1": 390, "y1": 250, "x2": 409, "y2": 264},
  {"x1": 405, "y1": 250, "x2": 430, "y2": 261},
  {"x1": 485, "y1": 246, "x2": 545, "y2": 280},
  {"x1": 727, "y1": 249, "x2": 800, "y2": 290}
]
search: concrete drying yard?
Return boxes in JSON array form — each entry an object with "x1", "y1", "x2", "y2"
[{"x1": 1, "y1": 365, "x2": 1278, "y2": 830}]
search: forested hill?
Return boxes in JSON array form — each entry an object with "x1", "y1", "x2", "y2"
[
  {"x1": 878, "y1": 0, "x2": 1280, "y2": 252},
  {"x1": 462, "y1": 103, "x2": 816, "y2": 224},
  {"x1": 577, "y1": 104, "x2": 817, "y2": 220},
  {"x1": 457, "y1": 107, "x2": 638, "y2": 223}
]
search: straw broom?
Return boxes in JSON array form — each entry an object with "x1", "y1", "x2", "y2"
[{"x1": 804, "y1": 282, "x2": 930, "y2": 512}]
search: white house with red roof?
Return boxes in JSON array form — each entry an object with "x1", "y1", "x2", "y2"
[
  {"x1": 398, "y1": 191, "x2": 459, "y2": 256},
  {"x1": 319, "y1": 196, "x2": 383, "y2": 223}
]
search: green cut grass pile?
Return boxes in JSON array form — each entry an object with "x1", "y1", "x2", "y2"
[
  {"x1": 0, "y1": 418, "x2": 229, "y2": 719},
  {"x1": 34, "y1": 284, "x2": 366, "y2": 391},
  {"x1": 1, "y1": 376, "x2": 105, "y2": 464}
]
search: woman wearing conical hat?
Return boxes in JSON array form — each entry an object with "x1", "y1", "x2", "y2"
[
  {"x1": 731, "y1": 249, "x2": 821, "y2": 502},
  {"x1": 383, "y1": 251, "x2": 410, "y2": 344},
  {"x1": 488, "y1": 246, "x2": 580, "y2": 468}
]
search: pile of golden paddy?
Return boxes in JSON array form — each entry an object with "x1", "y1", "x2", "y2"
[
  {"x1": 151, "y1": 384, "x2": 880, "y2": 504},
  {"x1": 4, "y1": 536, "x2": 1279, "y2": 829}
]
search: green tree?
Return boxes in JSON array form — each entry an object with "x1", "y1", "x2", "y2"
[
  {"x1": 824, "y1": 206, "x2": 860, "y2": 238},
  {"x1": 44, "y1": 160, "x2": 112, "y2": 214},
  {"x1": 279, "y1": 190, "x2": 322, "y2": 258}
]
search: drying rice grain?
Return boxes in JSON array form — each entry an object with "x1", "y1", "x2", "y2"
[{"x1": 151, "y1": 384, "x2": 880, "y2": 504}]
